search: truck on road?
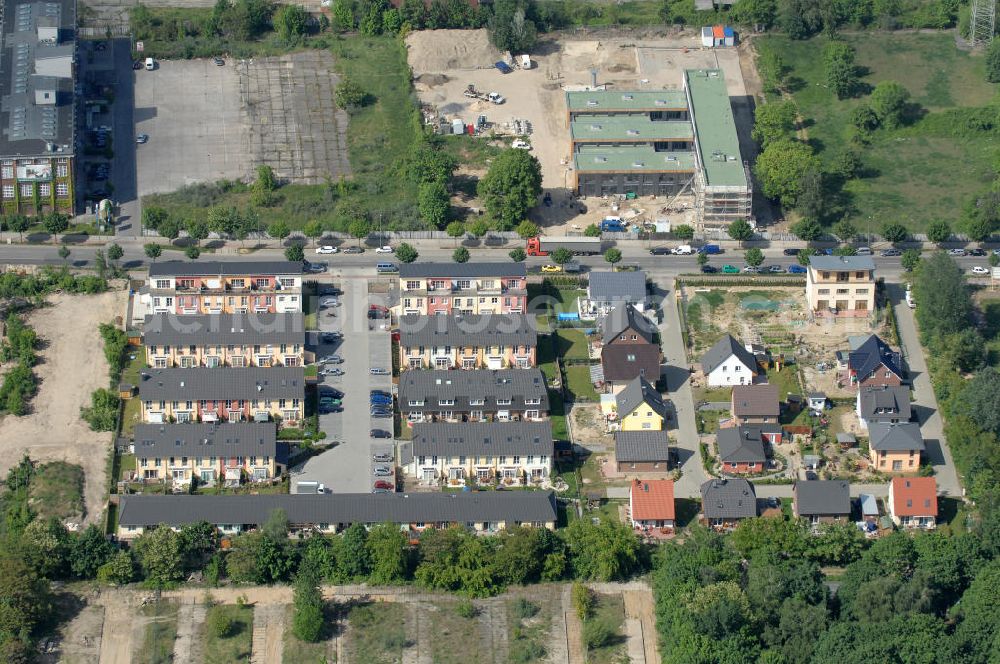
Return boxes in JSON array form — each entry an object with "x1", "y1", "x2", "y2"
[{"x1": 526, "y1": 236, "x2": 603, "y2": 256}]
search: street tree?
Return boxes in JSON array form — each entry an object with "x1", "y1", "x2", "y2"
[
  {"x1": 791, "y1": 218, "x2": 823, "y2": 242},
  {"x1": 158, "y1": 217, "x2": 181, "y2": 241},
  {"x1": 107, "y1": 243, "x2": 124, "y2": 265},
  {"x1": 881, "y1": 222, "x2": 908, "y2": 244},
  {"x1": 452, "y1": 246, "x2": 470, "y2": 263},
  {"x1": 478, "y1": 150, "x2": 542, "y2": 231},
  {"x1": 926, "y1": 220, "x2": 951, "y2": 244},
  {"x1": 515, "y1": 220, "x2": 539, "y2": 239},
  {"x1": 673, "y1": 224, "x2": 695, "y2": 240},
  {"x1": 419, "y1": 181, "x2": 450, "y2": 228},
  {"x1": 728, "y1": 219, "x2": 754, "y2": 244},
  {"x1": 551, "y1": 247, "x2": 573, "y2": 265},
  {"x1": 584, "y1": 224, "x2": 601, "y2": 237},
  {"x1": 186, "y1": 219, "x2": 210, "y2": 246},
  {"x1": 396, "y1": 242, "x2": 419, "y2": 263},
  {"x1": 697, "y1": 252, "x2": 709, "y2": 267},
  {"x1": 832, "y1": 219, "x2": 857, "y2": 243},
  {"x1": 797, "y1": 247, "x2": 818, "y2": 266},
  {"x1": 57, "y1": 246, "x2": 70, "y2": 263},
  {"x1": 348, "y1": 219, "x2": 370, "y2": 247},
  {"x1": 185, "y1": 245, "x2": 201, "y2": 260},
  {"x1": 604, "y1": 248, "x2": 622, "y2": 266},
  {"x1": 509, "y1": 248, "x2": 526, "y2": 262},
  {"x1": 144, "y1": 243, "x2": 162, "y2": 262},
  {"x1": 745, "y1": 247, "x2": 765, "y2": 268},
  {"x1": 901, "y1": 249, "x2": 921, "y2": 272},
  {"x1": 7, "y1": 214, "x2": 29, "y2": 242},
  {"x1": 285, "y1": 245, "x2": 305, "y2": 262},
  {"x1": 445, "y1": 221, "x2": 465, "y2": 246},
  {"x1": 268, "y1": 221, "x2": 291, "y2": 243},
  {"x1": 303, "y1": 220, "x2": 324, "y2": 246},
  {"x1": 43, "y1": 212, "x2": 69, "y2": 244}
]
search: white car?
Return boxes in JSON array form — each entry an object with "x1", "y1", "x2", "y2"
[
  {"x1": 511, "y1": 139, "x2": 531, "y2": 150},
  {"x1": 971, "y1": 266, "x2": 990, "y2": 276},
  {"x1": 375, "y1": 246, "x2": 394, "y2": 254},
  {"x1": 315, "y1": 245, "x2": 338, "y2": 254}
]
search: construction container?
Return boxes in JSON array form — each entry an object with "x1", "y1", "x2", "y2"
[
  {"x1": 712, "y1": 25, "x2": 725, "y2": 47},
  {"x1": 466, "y1": 124, "x2": 475, "y2": 135},
  {"x1": 451, "y1": 119, "x2": 465, "y2": 135},
  {"x1": 701, "y1": 26, "x2": 713, "y2": 47},
  {"x1": 723, "y1": 26, "x2": 735, "y2": 46}
]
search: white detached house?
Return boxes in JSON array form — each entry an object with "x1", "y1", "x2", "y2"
[{"x1": 700, "y1": 334, "x2": 759, "y2": 387}]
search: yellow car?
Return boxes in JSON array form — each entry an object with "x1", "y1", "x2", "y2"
[{"x1": 541, "y1": 264, "x2": 562, "y2": 273}]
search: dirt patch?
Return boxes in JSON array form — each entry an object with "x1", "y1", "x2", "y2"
[
  {"x1": 406, "y1": 29, "x2": 503, "y2": 72},
  {"x1": 571, "y1": 403, "x2": 612, "y2": 446},
  {"x1": 47, "y1": 603, "x2": 104, "y2": 664},
  {"x1": 415, "y1": 73, "x2": 450, "y2": 88},
  {"x1": 0, "y1": 289, "x2": 126, "y2": 525}
]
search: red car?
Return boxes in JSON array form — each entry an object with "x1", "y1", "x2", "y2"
[{"x1": 373, "y1": 480, "x2": 394, "y2": 490}]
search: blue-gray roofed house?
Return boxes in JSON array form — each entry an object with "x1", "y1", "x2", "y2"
[{"x1": 806, "y1": 254, "x2": 876, "y2": 317}]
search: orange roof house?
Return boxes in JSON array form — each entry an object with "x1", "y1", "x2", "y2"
[
  {"x1": 629, "y1": 479, "x2": 675, "y2": 530},
  {"x1": 888, "y1": 477, "x2": 937, "y2": 529}
]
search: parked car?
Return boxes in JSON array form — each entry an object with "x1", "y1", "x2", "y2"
[
  {"x1": 371, "y1": 488, "x2": 393, "y2": 494},
  {"x1": 880, "y1": 249, "x2": 902, "y2": 257},
  {"x1": 319, "y1": 297, "x2": 340, "y2": 308},
  {"x1": 856, "y1": 247, "x2": 873, "y2": 256},
  {"x1": 373, "y1": 480, "x2": 394, "y2": 490},
  {"x1": 511, "y1": 139, "x2": 531, "y2": 150},
  {"x1": 969, "y1": 248, "x2": 987, "y2": 256},
  {"x1": 367, "y1": 309, "x2": 385, "y2": 320},
  {"x1": 373, "y1": 466, "x2": 392, "y2": 476},
  {"x1": 540, "y1": 264, "x2": 561, "y2": 273},
  {"x1": 316, "y1": 246, "x2": 338, "y2": 254},
  {"x1": 319, "y1": 332, "x2": 339, "y2": 343},
  {"x1": 370, "y1": 367, "x2": 390, "y2": 375},
  {"x1": 373, "y1": 453, "x2": 393, "y2": 463},
  {"x1": 307, "y1": 263, "x2": 327, "y2": 273},
  {"x1": 370, "y1": 395, "x2": 392, "y2": 406},
  {"x1": 649, "y1": 247, "x2": 672, "y2": 256},
  {"x1": 722, "y1": 264, "x2": 740, "y2": 274},
  {"x1": 371, "y1": 389, "x2": 391, "y2": 397},
  {"x1": 949, "y1": 248, "x2": 968, "y2": 256},
  {"x1": 971, "y1": 266, "x2": 990, "y2": 275},
  {"x1": 370, "y1": 410, "x2": 392, "y2": 418},
  {"x1": 343, "y1": 246, "x2": 364, "y2": 254},
  {"x1": 783, "y1": 248, "x2": 801, "y2": 256},
  {"x1": 768, "y1": 265, "x2": 786, "y2": 273},
  {"x1": 370, "y1": 429, "x2": 391, "y2": 439},
  {"x1": 788, "y1": 264, "x2": 807, "y2": 274},
  {"x1": 319, "y1": 367, "x2": 343, "y2": 376},
  {"x1": 319, "y1": 396, "x2": 342, "y2": 407},
  {"x1": 700, "y1": 265, "x2": 718, "y2": 273},
  {"x1": 135, "y1": 134, "x2": 149, "y2": 144},
  {"x1": 214, "y1": 57, "x2": 225, "y2": 66},
  {"x1": 374, "y1": 246, "x2": 394, "y2": 254},
  {"x1": 743, "y1": 266, "x2": 760, "y2": 274},
  {"x1": 319, "y1": 355, "x2": 343, "y2": 364}
]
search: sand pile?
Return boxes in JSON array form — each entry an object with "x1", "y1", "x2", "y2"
[{"x1": 406, "y1": 29, "x2": 504, "y2": 73}]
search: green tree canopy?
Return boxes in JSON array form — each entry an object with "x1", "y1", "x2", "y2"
[
  {"x1": 396, "y1": 242, "x2": 419, "y2": 263},
  {"x1": 751, "y1": 100, "x2": 797, "y2": 147},
  {"x1": 790, "y1": 218, "x2": 823, "y2": 241},
  {"x1": 478, "y1": 150, "x2": 542, "y2": 231},
  {"x1": 926, "y1": 220, "x2": 951, "y2": 244},
  {"x1": 754, "y1": 139, "x2": 821, "y2": 207},
  {"x1": 744, "y1": 247, "x2": 765, "y2": 268},
  {"x1": 419, "y1": 181, "x2": 451, "y2": 228},
  {"x1": 870, "y1": 80, "x2": 910, "y2": 129}
]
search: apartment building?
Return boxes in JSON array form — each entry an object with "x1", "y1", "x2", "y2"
[
  {"x1": 0, "y1": 0, "x2": 78, "y2": 215},
  {"x1": 397, "y1": 263, "x2": 527, "y2": 315},
  {"x1": 138, "y1": 367, "x2": 305, "y2": 427},
  {"x1": 142, "y1": 261, "x2": 303, "y2": 315},
  {"x1": 399, "y1": 368, "x2": 549, "y2": 425},
  {"x1": 116, "y1": 491, "x2": 559, "y2": 540},
  {"x1": 132, "y1": 423, "x2": 285, "y2": 486},
  {"x1": 143, "y1": 313, "x2": 306, "y2": 368},
  {"x1": 398, "y1": 313, "x2": 536, "y2": 370},
  {"x1": 408, "y1": 421, "x2": 554, "y2": 484},
  {"x1": 806, "y1": 255, "x2": 876, "y2": 316}
]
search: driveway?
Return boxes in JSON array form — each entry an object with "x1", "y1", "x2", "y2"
[
  {"x1": 292, "y1": 277, "x2": 394, "y2": 493},
  {"x1": 888, "y1": 281, "x2": 962, "y2": 496}
]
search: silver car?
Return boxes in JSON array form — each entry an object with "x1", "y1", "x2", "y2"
[
  {"x1": 373, "y1": 466, "x2": 392, "y2": 476},
  {"x1": 369, "y1": 367, "x2": 390, "y2": 375}
]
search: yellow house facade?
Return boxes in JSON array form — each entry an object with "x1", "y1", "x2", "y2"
[
  {"x1": 143, "y1": 313, "x2": 306, "y2": 368},
  {"x1": 615, "y1": 376, "x2": 668, "y2": 431}
]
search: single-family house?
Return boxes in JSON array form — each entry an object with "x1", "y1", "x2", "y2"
[
  {"x1": 143, "y1": 313, "x2": 306, "y2": 368},
  {"x1": 869, "y1": 422, "x2": 925, "y2": 473},
  {"x1": 857, "y1": 385, "x2": 911, "y2": 430},
  {"x1": 792, "y1": 480, "x2": 851, "y2": 524},
  {"x1": 700, "y1": 478, "x2": 757, "y2": 529},
  {"x1": 115, "y1": 490, "x2": 559, "y2": 541},
  {"x1": 807, "y1": 392, "x2": 827, "y2": 412},
  {"x1": 397, "y1": 263, "x2": 527, "y2": 316},
  {"x1": 600, "y1": 304, "x2": 661, "y2": 392},
  {"x1": 701, "y1": 334, "x2": 758, "y2": 386},
  {"x1": 397, "y1": 313, "x2": 537, "y2": 370},
  {"x1": 408, "y1": 421, "x2": 553, "y2": 484},
  {"x1": 615, "y1": 376, "x2": 669, "y2": 431},
  {"x1": 848, "y1": 334, "x2": 903, "y2": 389},
  {"x1": 629, "y1": 479, "x2": 675, "y2": 531},
  {"x1": 730, "y1": 384, "x2": 779, "y2": 424},
  {"x1": 806, "y1": 255, "x2": 876, "y2": 316},
  {"x1": 132, "y1": 423, "x2": 285, "y2": 486},
  {"x1": 585, "y1": 271, "x2": 648, "y2": 316},
  {"x1": 716, "y1": 425, "x2": 780, "y2": 474},
  {"x1": 399, "y1": 369, "x2": 548, "y2": 425},
  {"x1": 888, "y1": 477, "x2": 937, "y2": 529},
  {"x1": 614, "y1": 430, "x2": 671, "y2": 472}
]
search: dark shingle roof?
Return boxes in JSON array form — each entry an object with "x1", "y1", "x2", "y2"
[
  {"x1": 399, "y1": 369, "x2": 548, "y2": 413},
  {"x1": 700, "y1": 479, "x2": 757, "y2": 519},
  {"x1": 588, "y1": 271, "x2": 647, "y2": 303},
  {"x1": 869, "y1": 422, "x2": 924, "y2": 452},
  {"x1": 849, "y1": 334, "x2": 903, "y2": 382},
  {"x1": 143, "y1": 313, "x2": 305, "y2": 347},
  {"x1": 808, "y1": 255, "x2": 876, "y2": 271},
  {"x1": 148, "y1": 261, "x2": 302, "y2": 277},
  {"x1": 118, "y1": 491, "x2": 558, "y2": 527},
  {"x1": 399, "y1": 314, "x2": 536, "y2": 348},
  {"x1": 794, "y1": 480, "x2": 851, "y2": 516},
  {"x1": 138, "y1": 367, "x2": 305, "y2": 401},
  {"x1": 731, "y1": 384, "x2": 779, "y2": 417},
  {"x1": 601, "y1": 345, "x2": 661, "y2": 382},
  {"x1": 411, "y1": 421, "x2": 553, "y2": 457},
  {"x1": 602, "y1": 304, "x2": 656, "y2": 345},
  {"x1": 398, "y1": 262, "x2": 526, "y2": 279},
  {"x1": 133, "y1": 423, "x2": 277, "y2": 458},
  {"x1": 615, "y1": 376, "x2": 668, "y2": 420},
  {"x1": 700, "y1": 334, "x2": 757, "y2": 375},
  {"x1": 615, "y1": 430, "x2": 670, "y2": 462},
  {"x1": 716, "y1": 426, "x2": 778, "y2": 463},
  {"x1": 859, "y1": 386, "x2": 911, "y2": 422}
]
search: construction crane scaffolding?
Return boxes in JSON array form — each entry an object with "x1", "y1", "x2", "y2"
[{"x1": 970, "y1": 0, "x2": 996, "y2": 47}]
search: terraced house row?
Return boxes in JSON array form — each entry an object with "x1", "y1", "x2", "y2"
[
  {"x1": 396, "y1": 262, "x2": 528, "y2": 315},
  {"x1": 140, "y1": 261, "x2": 304, "y2": 315},
  {"x1": 398, "y1": 313, "x2": 537, "y2": 370},
  {"x1": 143, "y1": 312, "x2": 306, "y2": 368}
]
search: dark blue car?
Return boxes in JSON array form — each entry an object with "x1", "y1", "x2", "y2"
[
  {"x1": 788, "y1": 264, "x2": 807, "y2": 274},
  {"x1": 370, "y1": 395, "x2": 393, "y2": 406}
]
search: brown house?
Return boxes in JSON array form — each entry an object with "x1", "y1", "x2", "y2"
[
  {"x1": 730, "y1": 384, "x2": 780, "y2": 424},
  {"x1": 849, "y1": 334, "x2": 903, "y2": 390},
  {"x1": 600, "y1": 304, "x2": 661, "y2": 393},
  {"x1": 792, "y1": 480, "x2": 851, "y2": 525},
  {"x1": 614, "y1": 430, "x2": 671, "y2": 472}
]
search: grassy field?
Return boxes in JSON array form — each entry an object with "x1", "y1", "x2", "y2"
[
  {"x1": 202, "y1": 604, "x2": 254, "y2": 664},
  {"x1": 344, "y1": 602, "x2": 410, "y2": 664},
  {"x1": 585, "y1": 593, "x2": 627, "y2": 664},
  {"x1": 136, "y1": 602, "x2": 179, "y2": 664},
  {"x1": 555, "y1": 328, "x2": 591, "y2": 362},
  {"x1": 565, "y1": 364, "x2": 599, "y2": 401},
  {"x1": 428, "y1": 601, "x2": 481, "y2": 664},
  {"x1": 758, "y1": 32, "x2": 1000, "y2": 232},
  {"x1": 29, "y1": 461, "x2": 84, "y2": 521},
  {"x1": 508, "y1": 595, "x2": 551, "y2": 663}
]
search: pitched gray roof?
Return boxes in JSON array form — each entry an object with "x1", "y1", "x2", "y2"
[
  {"x1": 399, "y1": 369, "x2": 548, "y2": 413},
  {"x1": 616, "y1": 376, "x2": 668, "y2": 419},
  {"x1": 411, "y1": 421, "x2": 553, "y2": 457},
  {"x1": 849, "y1": 334, "x2": 903, "y2": 382},
  {"x1": 716, "y1": 426, "x2": 779, "y2": 463},
  {"x1": 143, "y1": 313, "x2": 305, "y2": 347},
  {"x1": 398, "y1": 262, "x2": 526, "y2": 279},
  {"x1": 399, "y1": 314, "x2": 536, "y2": 349},
  {"x1": 615, "y1": 430, "x2": 670, "y2": 462},
  {"x1": 869, "y1": 422, "x2": 925, "y2": 452},
  {"x1": 731, "y1": 385, "x2": 779, "y2": 417},
  {"x1": 138, "y1": 367, "x2": 305, "y2": 401},
  {"x1": 794, "y1": 480, "x2": 851, "y2": 516},
  {"x1": 859, "y1": 385, "x2": 911, "y2": 422},
  {"x1": 588, "y1": 271, "x2": 647, "y2": 303},
  {"x1": 602, "y1": 304, "x2": 656, "y2": 345},
  {"x1": 133, "y1": 423, "x2": 277, "y2": 459},
  {"x1": 700, "y1": 479, "x2": 757, "y2": 519},
  {"x1": 118, "y1": 491, "x2": 558, "y2": 528},
  {"x1": 148, "y1": 261, "x2": 302, "y2": 277},
  {"x1": 808, "y1": 255, "x2": 876, "y2": 271},
  {"x1": 700, "y1": 334, "x2": 757, "y2": 375}
]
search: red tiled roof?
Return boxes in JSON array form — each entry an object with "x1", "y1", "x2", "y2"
[
  {"x1": 891, "y1": 477, "x2": 937, "y2": 517},
  {"x1": 630, "y1": 479, "x2": 675, "y2": 521}
]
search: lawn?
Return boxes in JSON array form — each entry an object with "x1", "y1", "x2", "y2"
[
  {"x1": 283, "y1": 605, "x2": 334, "y2": 663},
  {"x1": 555, "y1": 328, "x2": 591, "y2": 362},
  {"x1": 537, "y1": 334, "x2": 560, "y2": 383},
  {"x1": 757, "y1": 32, "x2": 1000, "y2": 232},
  {"x1": 28, "y1": 461, "x2": 84, "y2": 521},
  {"x1": 549, "y1": 389, "x2": 568, "y2": 441},
  {"x1": 136, "y1": 602, "x2": 179, "y2": 664},
  {"x1": 344, "y1": 602, "x2": 410, "y2": 664},
  {"x1": 120, "y1": 345, "x2": 147, "y2": 387},
  {"x1": 766, "y1": 365, "x2": 803, "y2": 401},
  {"x1": 428, "y1": 601, "x2": 481, "y2": 664},
  {"x1": 202, "y1": 604, "x2": 253, "y2": 664},
  {"x1": 584, "y1": 593, "x2": 627, "y2": 664},
  {"x1": 565, "y1": 365, "x2": 599, "y2": 402}
]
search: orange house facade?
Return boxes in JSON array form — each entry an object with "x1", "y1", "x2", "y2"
[
  {"x1": 143, "y1": 313, "x2": 306, "y2": 368},
  {"x1": 142, "y1": 261, "x2": 303, "y2": 315}
]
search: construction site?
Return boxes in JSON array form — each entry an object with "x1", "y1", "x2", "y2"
[{"x1": 405, "y1": 29, "x2": 754, "y2": 233}]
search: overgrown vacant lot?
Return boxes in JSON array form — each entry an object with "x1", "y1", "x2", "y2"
[{"x1": 758, "y1": 32, "x2": 999, "y2": 232}]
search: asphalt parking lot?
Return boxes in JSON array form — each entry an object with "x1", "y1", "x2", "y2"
[
  {"x1": 134, "y1": 59, "x2": 250, "y2": 195},
  {"x1": 293, "y1": 277, "x2": 395, "y2": 493}
]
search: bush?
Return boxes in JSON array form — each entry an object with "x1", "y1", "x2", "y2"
[
  {"x1": 582, "y1": 618, "x2": 616, "y2": 650},
  {"x1": 455, "y1": 598, "x2": 478, "y2": 618},
  {"x1": 208, "y1": 609, "x2": 234, "y2": 638},
  {"x1": 512, "y1": 598, "x2": 539, "y2": 620},
  {"x1": 80, "y1": 388, "x2": 120, "y2": 431},
  {"x1": 572, "y1": 582, "x2": 593, "y2": 620},
  {"x1": 99, "y1": 323, "x2": 128, "y2": 381}
]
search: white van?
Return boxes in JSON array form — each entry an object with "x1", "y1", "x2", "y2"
[
  {"x1": 672, "y1": 245, "x2": 693, "y2": 255},
  {"x1": 144, "y1": 57, "x2": 155, "y2": 71},
  {"x1": 376, "y1": 262, "x2": 398, "y2": 274}
]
